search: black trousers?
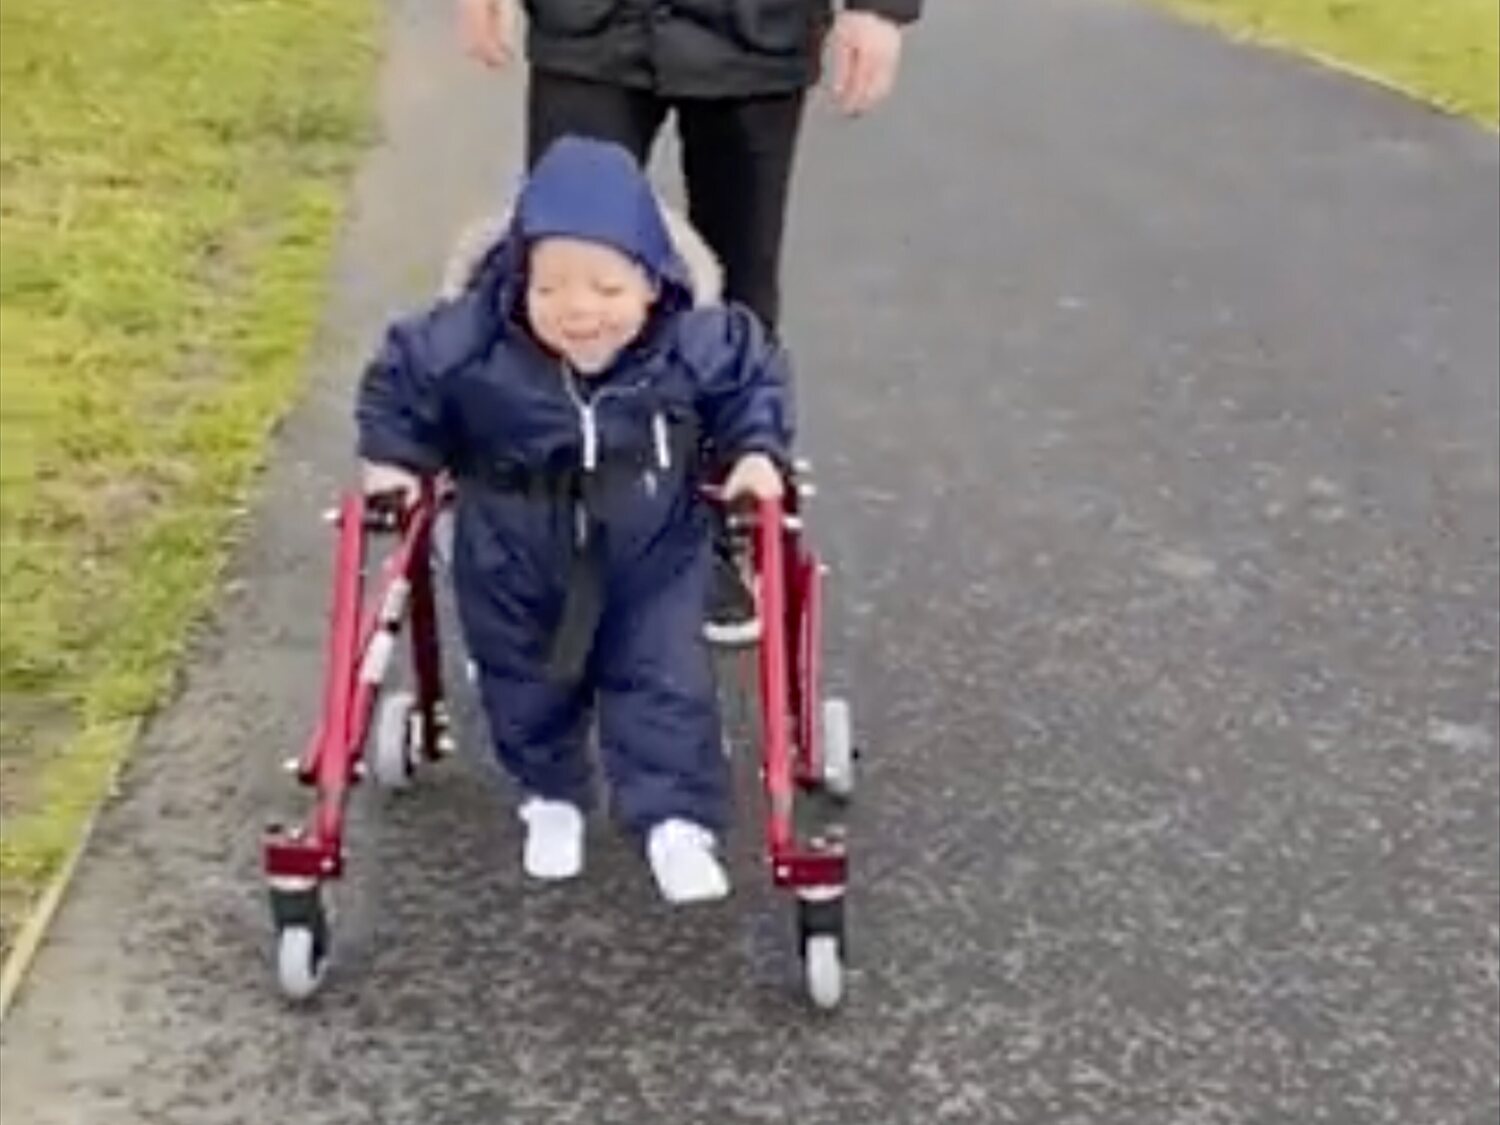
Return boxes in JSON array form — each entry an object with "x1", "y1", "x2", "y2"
[{"x1": 526, "y1": 70, "x2": 806, "y2": 332}]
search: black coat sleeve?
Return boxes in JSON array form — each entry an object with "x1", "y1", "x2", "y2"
[{"x1": 844, "y1": 0, "x2": 923, "y2": 25}]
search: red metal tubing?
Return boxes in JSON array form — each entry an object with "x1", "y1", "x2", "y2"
[
  {"x1": 794, "y1": 551, "x2": 822, "y2": 787},
  {"x1": 406, "y1": 487, "x2": 445, "y2": 760},
  {"x1": 312, "y1": 493, "x2": 367, "y2": 853},
  {"x1": 268, "y1": 491, "x2": 442, "y2": 882},
  {"x1": 754, "y1": 497, "x2": 794, "y2": 857},
  {"x1": 348, "y1": 499, "x2": 435, "y2": 753}
]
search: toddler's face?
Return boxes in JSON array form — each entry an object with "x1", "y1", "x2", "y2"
[{"x1": 526, "y1": 237, "x2": 655, "y2": 375}]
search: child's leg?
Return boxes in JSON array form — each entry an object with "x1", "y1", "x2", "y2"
[
  {"x1": 594, "y1": 603, "x2": 726, "y2": 832},
  {"x1": 594, "y1": 551, "x2": 730, "y2": 903},
  {"x1": 474, "y1": 663, "x2": 594, "y2": 880},
  {"x1": 473, "y1": 663, "x2": 594, "y2": 808}
]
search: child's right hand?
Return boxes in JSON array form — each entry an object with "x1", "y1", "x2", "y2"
[
  {"x1": 721, "y1": 453, "x2": 785, "y2": 503},
  {"x1": 361, "y1": 461, "x2": 420, "y2": 505}
]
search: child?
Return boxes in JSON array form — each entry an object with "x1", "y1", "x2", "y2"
[{"x1": 355, "y1": 136, "x2": 792, "y2": 905}]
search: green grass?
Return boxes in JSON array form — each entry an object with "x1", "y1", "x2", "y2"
[
  {"x1": 0, "y1": 0, "x2": 380, "y2": 952},
  {"x1": 1153, "y1": 0, "x2": 1499, "y2": 124}
]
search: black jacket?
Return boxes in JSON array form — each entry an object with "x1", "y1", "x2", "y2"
[{"x1": 523, "y1": 0, "x2": 922, "y2": 98}]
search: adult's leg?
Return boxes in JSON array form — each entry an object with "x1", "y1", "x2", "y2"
[
  {"x1": 675, "y1": 92, "x2": 806, "y2": 331},
  {"x1": 526, "y1": 69, "x2": 668, "y2": 168},
  {"x1": 675, "y1": 93, "x2": 806, "y2": 644},
  {"x1": 525, "y1": 84, "x2": 806, "y2": 647}
]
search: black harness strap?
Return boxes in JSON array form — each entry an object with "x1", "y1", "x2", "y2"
[{"x1": 458, "y1": 415, "x2": 702, "y2": 682}]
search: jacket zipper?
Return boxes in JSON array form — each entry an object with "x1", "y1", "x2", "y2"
[
  {"x1": 560, "y1": 362, "x2": 666, "y2": 548},
  {"x1": 560, "y1": 362, "x2": 667, "y2": 471}
]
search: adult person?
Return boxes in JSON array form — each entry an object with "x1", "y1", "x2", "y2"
[{"x1": 455, "y1": 0, "x2": 921, "y2": 642}]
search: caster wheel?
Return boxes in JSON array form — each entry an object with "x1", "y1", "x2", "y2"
[
  {"x1": 433, "y1": 509, "x2": 455, "y2": 569},
  {"x1": 820, "y1": 698, "x2": 855, "y2": 800},
  {"x1": 796, "y1": 893, "x2": 846, "y2": 1010},
  {"x1": 371, "y1": 691, "x2": 417, "y2": 789},
  {"x1": 803, "y1": 935, "x2": 844, "y2": 1010},
  {"x1": 270, "y1": 883, "x2": 329, "y2": 1001},
  {"x1": 432, "y1": 700, "x2": 457, "y2": 757},
  {"x1": 276, "y1": 926, "x2": 326, "y2": 1001}
]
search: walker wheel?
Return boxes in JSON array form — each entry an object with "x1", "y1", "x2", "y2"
[
  {"x1": 270, "y1": 884, "x2": 329, "y2": 1001},
  {"x1": 803, "y1": 935, "x2": 844, "y2": 1010},
  {"x1": 371, "y1": 690, "x2": 418, "y2": 789},
  {"x1": 796, "y1": 893, "x2": 847, "y2": 1010},
  {"x1": 819, "y1": 697, "x2": 855, "y2": 800},
  {"x1": 277, "y1": 926, "x2": 326, "y2": 1001},
  {"x1": 433, "y1": 700, "x2": 457, "y2": 757}
]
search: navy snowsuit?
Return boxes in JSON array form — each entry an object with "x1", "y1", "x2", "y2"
[{"x1": 355, "y1": 137, "x2": 793, "y2": 835}]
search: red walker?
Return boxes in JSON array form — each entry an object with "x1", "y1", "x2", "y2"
[{"x1": 262, "y1": 471, "x2": 856, "y2": 1009}]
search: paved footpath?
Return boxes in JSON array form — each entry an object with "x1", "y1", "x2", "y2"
[{"x1": 2, "y1": 1, "x2": 1496, "y2": 1122}]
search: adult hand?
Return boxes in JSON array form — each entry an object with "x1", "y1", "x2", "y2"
[
  {"x1": 457, "y1": 0, "x2": 517, "y2": 69},
  {"x1": 826, "y1": 10, "x2": 904, "y2": 116}
]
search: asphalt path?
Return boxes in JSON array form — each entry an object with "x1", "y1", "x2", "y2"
[{"x1": 2, "y1": 1, "x2": 1496, "y2": 1122}]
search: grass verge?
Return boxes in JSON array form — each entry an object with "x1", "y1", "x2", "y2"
[
  {"x1": 1152, "y1": 0, "x2": 1499, "y2": 125},
  {"x1": 0, "y1": 0, "x2": 380, "y2": 955}
]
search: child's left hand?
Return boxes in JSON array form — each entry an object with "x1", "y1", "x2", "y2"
[{"x1": 721, "y1": 453, "x2": 784, "y2": 502}]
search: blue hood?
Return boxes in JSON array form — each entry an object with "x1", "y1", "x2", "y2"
[{"x1": 480, "y1": 136, "x2": 696, "y2": 327}]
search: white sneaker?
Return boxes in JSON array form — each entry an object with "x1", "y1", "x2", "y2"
[
  {"x1": 646, "y1": 819, "x2": 730, "y2": 905},
  {"x1": 519, "y1": 798, "x2": 584, "y2": 881}
]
